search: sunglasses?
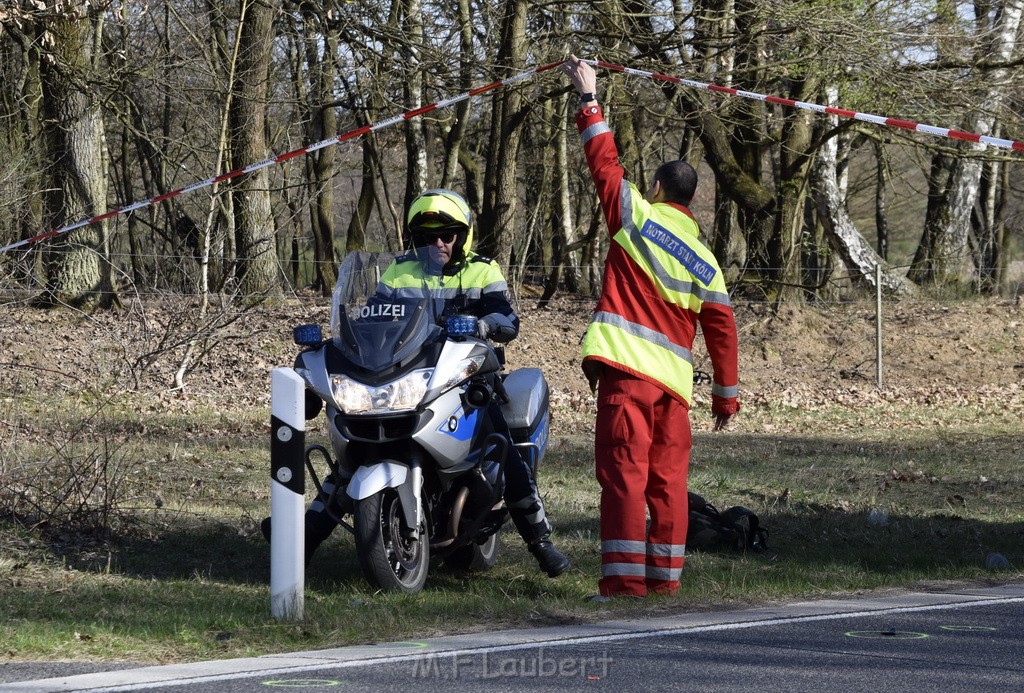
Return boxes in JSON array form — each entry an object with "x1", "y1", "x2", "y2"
[{"x1": 419, "y1": 231, "x2": 457, "y2": 244}]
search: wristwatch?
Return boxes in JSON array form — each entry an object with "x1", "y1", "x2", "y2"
[{"x1": 579, "y1": 92, "x2": 596, "y2": 104}]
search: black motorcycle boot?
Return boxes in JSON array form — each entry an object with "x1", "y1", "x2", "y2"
[
  {"x1": 528, "y1": 535, "x2": 571, "y2": 578},
  {"x1": 508, "y1": 502, "x2": 571, "y2": 578},
  {"x1": 303, "y1": 508, "x2": 337, "y2": 564},
  {"x1": 259, "y1": 511, "x2": 336, "y2": 566}
]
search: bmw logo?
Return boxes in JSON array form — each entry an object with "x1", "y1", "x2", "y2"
[{"x1": 447, "y1": 416, "x2": 458, "y2": 432}]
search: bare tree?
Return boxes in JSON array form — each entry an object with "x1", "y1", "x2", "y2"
[
  {"x1": 909, "y1": 0, "x2": 1023, "y2": 287},
  {"x1": 402, "y1": 0, "x2": 429, "y2": 209},
  {"x1": 31, "y1": 5, "x2": 117, "y2": 309},
  {"x1": 229, "y1": 0, "x2": 280, "y2": 295},
  {"x1": 814, "y1": 88, "x2": 916, "y2": 297},
  {"x1": 0, "y1": 6, "x2": 44, "y2": 277},
  {"x1": 479, "y1": 0, "x2": 530, "y2": 266},
  {"x1": 283, "y1": 3, "x2": 341, "y2": 293},
  {"x1": 4, "y1": 0, "x2": 1024, "y2": 307}
]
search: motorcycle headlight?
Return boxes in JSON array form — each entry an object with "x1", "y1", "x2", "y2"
[{"x1": 331, "y1": 369, "x2": 432, "y2": 414}]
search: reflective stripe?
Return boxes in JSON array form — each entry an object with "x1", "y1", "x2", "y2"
[
  {"x1": 645, "y1": 565, "x2": 683, "y2": 581},
  {"x1": 602, "y1": 539, "x2": 646, "y2": 554},
  {"x1": 523, "y1": 509, "x2": 544, "y2": 525},
  {"x1": 713, "y1": 383, "x2": 739, "y2": 398},
  {"x1": 385, "y1": 285, "x2": 484, "y2": 301},
  {"x1": 508, "y1": 497, "x2": 544, "y2": 526},
  {"x1": 639, "y1": 219, "x2": 717, "y2": 284},
  {"x1": 602, "y1": 562, "x2": 647, "y2": 577},
  {"x1": 481, "y1": 279, "x2": 509, "y2": 294},
  {"x1": 581, "y1": 121, "x2": 611, "y2": 145},
  {"x1": 584, "y1": 320, "x2": 695, "y2": 403},
  {"x1": 703, "y1": 289, "x2": 732, "y2": 306},
  {"x1": 503, "y1": 495, "x2": 544, "y2": 522},
  {"x1": 619, "y1": 179, "x2": 635, "y2": 233},
  {"x1": 646, "y1": 542, "x2": 686, "y2": 558},
  {"x1": 592, "y1": 312, "x2": 694, "y2": 364}
]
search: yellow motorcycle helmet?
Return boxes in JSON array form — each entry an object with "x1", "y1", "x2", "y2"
[{"x1": 407, "y1": 189, "x2": 474, "y2": 264}]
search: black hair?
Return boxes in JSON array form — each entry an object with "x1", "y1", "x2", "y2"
[{"x1": 654, "y1": 160, "x2": 698, "y2": 205}]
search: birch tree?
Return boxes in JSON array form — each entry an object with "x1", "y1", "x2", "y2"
[
  {"x1": 814, "y1": 89, "x2": 917, "y2": 296},
  {"x1": 909, "y1": 0, "x2": 1023, "y2": 287}
]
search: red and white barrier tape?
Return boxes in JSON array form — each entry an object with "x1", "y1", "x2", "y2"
[
  {"x1": 0, "y1": 61, "x2": 564, "y2": 254},
  {"x1": 4, "y1": 57, "x2": 1020, "y2": 254},
  {"x1": 584, "y1": 59, "x2": 1024, "y2": 153}
]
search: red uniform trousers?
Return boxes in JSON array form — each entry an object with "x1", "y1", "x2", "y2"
[{"x1": 595, "y1": 366, "x2": 692, "y2": 597}]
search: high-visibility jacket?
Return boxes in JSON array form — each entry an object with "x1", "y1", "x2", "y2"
[
  {"x1": 376, "y1": 249, "x2": 519, "y2": 342},
  {"x1": 575, "y1": 104, "x2": 739, "y2": 413}
]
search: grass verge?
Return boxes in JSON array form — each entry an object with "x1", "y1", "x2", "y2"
[{"x1": 2, "y1": 391, "x2": 1022, "y2": 664}]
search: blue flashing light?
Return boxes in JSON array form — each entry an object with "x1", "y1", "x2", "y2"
[
  {"x1": 293, "y1": 323, "x2": 323, "y2": 346},
  {"x1": 445, "y1": 314, "x2": 477, "y2": 336}
]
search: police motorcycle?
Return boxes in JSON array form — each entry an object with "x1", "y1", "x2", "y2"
[{"x1": 289, "y1": 251, "x2": 551, "y2": 594}]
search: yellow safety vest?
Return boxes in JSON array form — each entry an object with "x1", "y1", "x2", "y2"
[{"x1": 582, "y1": 181, "x2": 731, "y2": 405}]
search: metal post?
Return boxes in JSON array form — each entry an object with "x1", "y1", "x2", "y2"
[
  {"x1": 875, "y1": 264, "x2": 883, "y2": 390},
  {"x1": 270, "y1": 368, "x2": 305, "y2": 621}
]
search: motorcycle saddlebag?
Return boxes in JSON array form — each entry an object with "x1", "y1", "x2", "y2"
[{"x1": 500, "y1": 368, "x2": 550, "y2": 450}]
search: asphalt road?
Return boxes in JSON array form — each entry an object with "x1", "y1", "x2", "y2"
[{"x1": 2, "y1": 583, "x2": 1022, "y2": 692}]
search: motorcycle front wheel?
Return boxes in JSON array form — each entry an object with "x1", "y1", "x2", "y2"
[
  {"x1": 354, "y1": 489, "x2": 429, "y2": 594},
  {"x1": 444, "y1": 529, "x2": 500, "y2": 573}
]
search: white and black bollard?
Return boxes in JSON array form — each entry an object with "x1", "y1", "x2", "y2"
[{"x1": 270, "y1": 367, "x2": 305, "y2": 621}]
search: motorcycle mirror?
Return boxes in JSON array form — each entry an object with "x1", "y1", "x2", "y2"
[
  {"x1": 304, "y1": 389, "x2": 324, "y2": 420},
  {"x1": 293, "y1": 323, "x2": 323, "y2": 346}
]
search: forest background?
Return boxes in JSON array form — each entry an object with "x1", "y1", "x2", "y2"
[{"x1": 2, "y1": 0, "x2": 1024, "y2": 310}]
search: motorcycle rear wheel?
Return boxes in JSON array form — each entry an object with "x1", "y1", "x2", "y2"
[
  {"x1": 354, "y1": 489, "x2": 429, "y2": 594},
  {"x1": 444, "y1": 530, "x2": 501, "y2": 572}
]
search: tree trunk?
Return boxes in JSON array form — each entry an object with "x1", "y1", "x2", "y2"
[
  {"x1": 813, "y1": 88, "x2": 916, "y2": 296},
  {"x1": 402, "y1": 0, "x2": 428, "y2": 210},
  {"x1": 479, "y1": 0, "x2": 529, "y2": 266},
  {"x1": 440, "y1": 0, "x2": 473, "y2": 190},
  {"x1": 973, "y1": 140, "x2": 1007, "y2": 294},
  {"x1": 771, "y1": 73, "x2": 817, "y2": 303},
  {"x1": 1, "y1": 14, "x2": 44, "y2": 284},
  {"x1": 230, "y1": 0, "x2": 279, "y2": 296},
  {"x1": 345, "y1": 139, "x2": 377, "y2": 253},
  {"x1": 546, "y1": 94, "x2": 582, "y2": 300},
  {"x1": 37, "y1": 9, "x2": 116, "y2": 309},
  {"x1": 908, "y1": 0, "x2": 1022, "y2": 287},
  {"x1": 301, "y1": 8, "x2": 339, "y2": 293}
]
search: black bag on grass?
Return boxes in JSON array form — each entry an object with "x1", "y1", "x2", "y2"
[{"x1": 686, "y1": 491, "x2": 768, "y2": 552}]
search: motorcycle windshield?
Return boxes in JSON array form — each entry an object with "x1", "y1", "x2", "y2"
[{"x1": 330, "y1": 250, "x2": 446, "y2": 371}]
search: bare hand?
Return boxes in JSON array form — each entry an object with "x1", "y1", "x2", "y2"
[{"x1": 561, "y1": 55, "x2": 597, "y2": 95}]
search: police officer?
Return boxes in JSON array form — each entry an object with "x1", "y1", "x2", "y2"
[{"x1": 262, "y1": 189, "x2": 570, "y2": 578}]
